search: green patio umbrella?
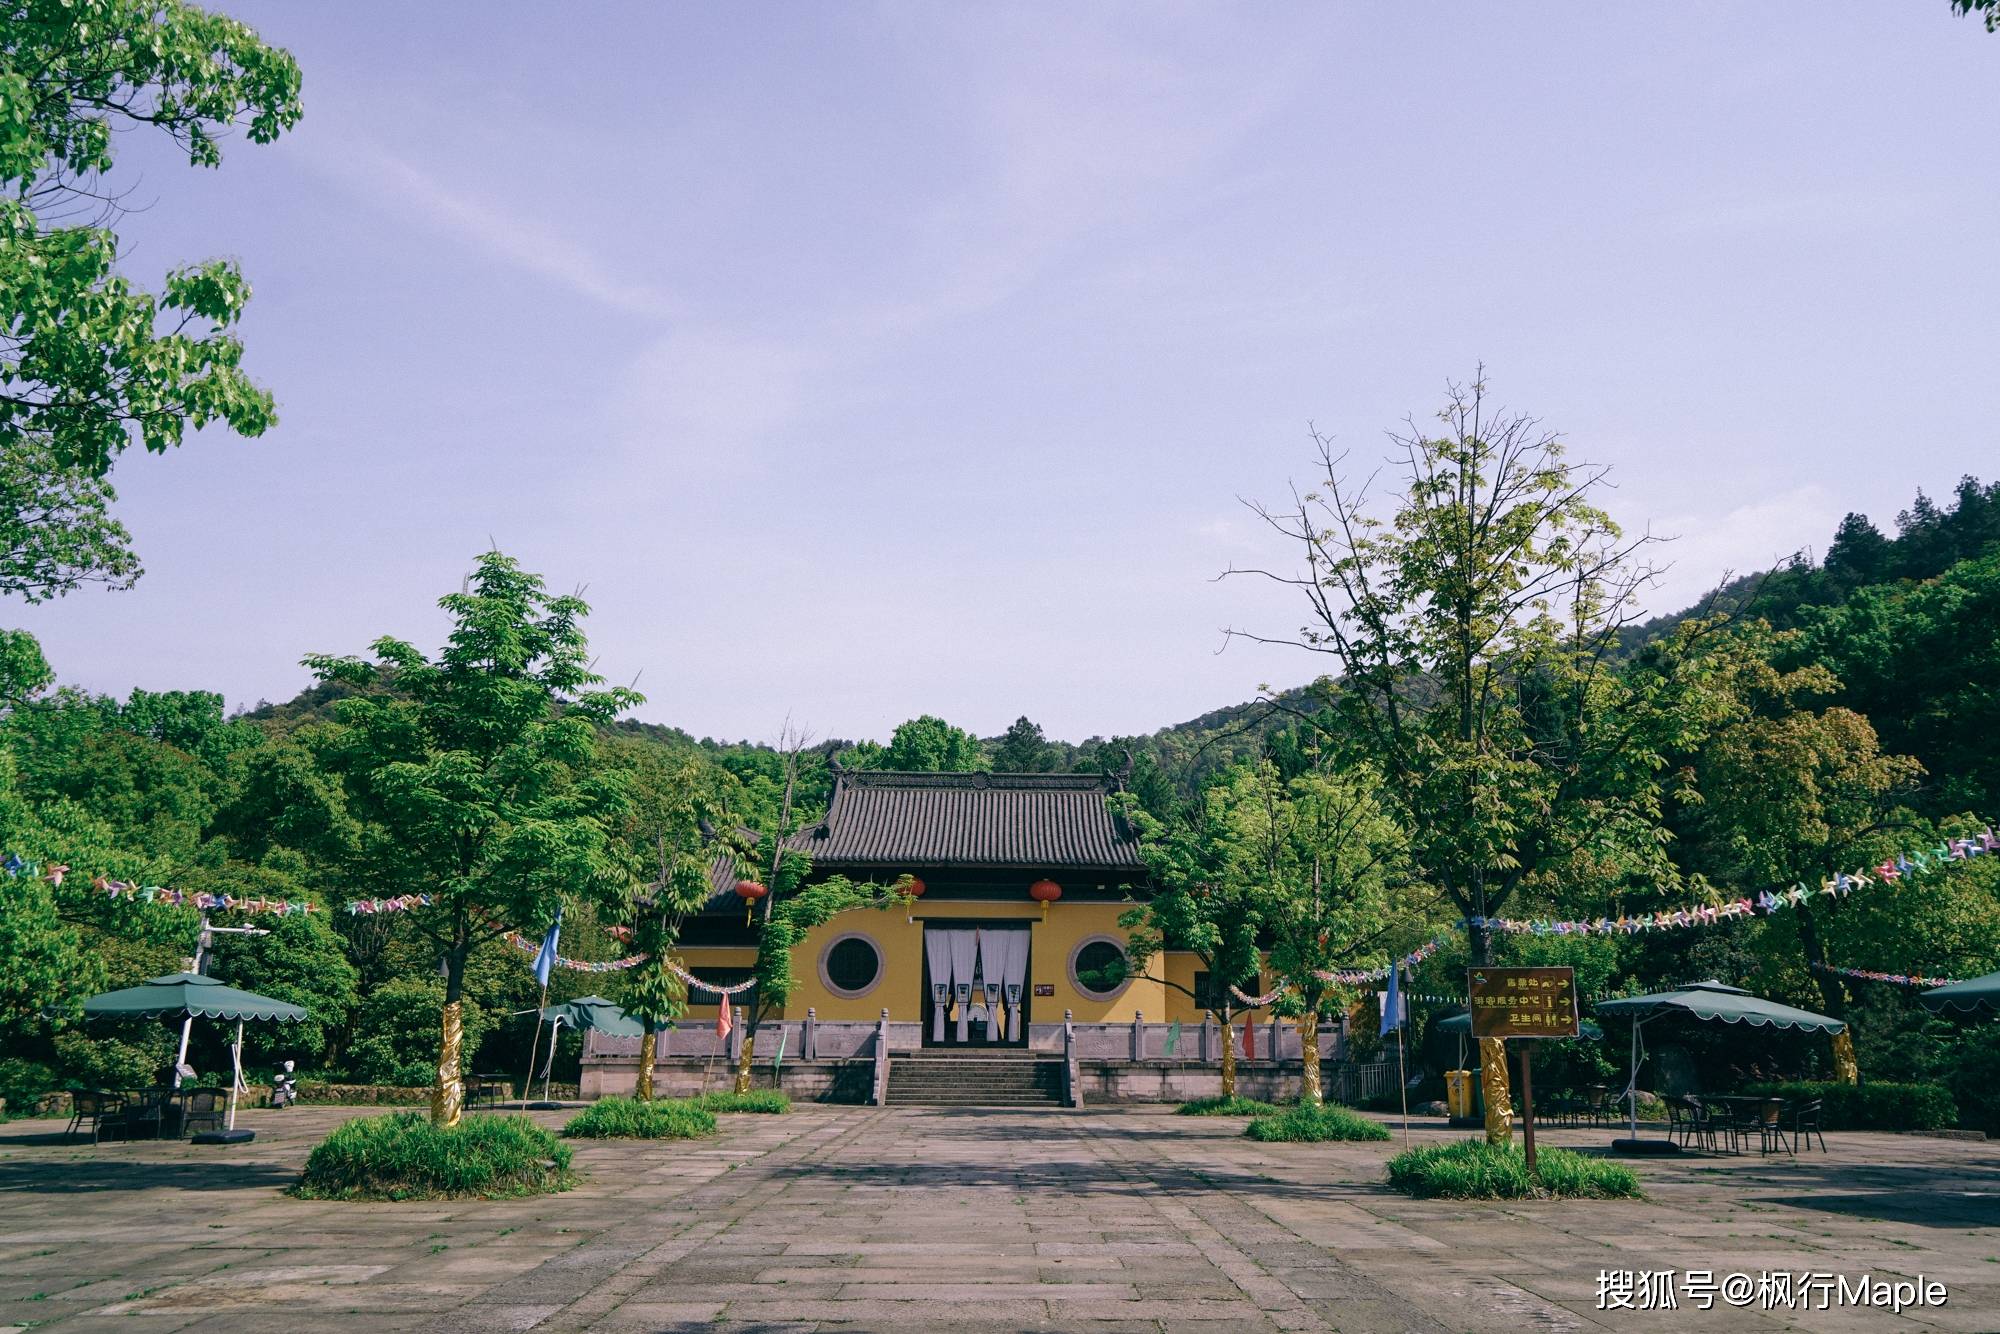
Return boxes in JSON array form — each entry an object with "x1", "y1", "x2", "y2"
[
  {"x1": 523, "y1": 995, "x2": 643, "y2": 1105},
  {"x1": 1920, "y1": 970, "x2": 2000, "y2": 1016},
  {"x1": 538, "y1": 995, "x2": 644, "y2": 1037},
  {"x1": 1593, "y1": 980, "x2": 1844, "y2": 1149},
  {"x1": 81, "y1": 973, "x2": 307, "y2": 1136}
]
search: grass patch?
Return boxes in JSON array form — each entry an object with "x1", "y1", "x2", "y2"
[
  {"x1": 1244, "y1": 1103, "x2": 1391, "y2": 1142},
  {"x1": 293, "y1": 1112, "x2": 574, "y2": 1201},
  {"x1": 563, "y1": 1096, "x2": 717, "y2": 1139},
  {"x1": 1386, "y1": 1139, "x2": 1642, "y2": 1200},
  {"x1": 1177, "y1": 1094, "x2": 1282, "y2": 1117},
  {"x1": 690, "y1": 1089, "x2": 790, "y2": 1114}
]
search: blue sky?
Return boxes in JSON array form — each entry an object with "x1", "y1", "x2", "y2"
[{"x1": 15, "y1": 4, "x2": 1998, "y2": 745}]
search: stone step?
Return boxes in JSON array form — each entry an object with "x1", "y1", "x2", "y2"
[{"x1": 884, "y1": 1054, "x2": 1066, "y2": 1108}]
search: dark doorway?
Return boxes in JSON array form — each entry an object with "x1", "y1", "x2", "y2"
[{"x1": 920, "y1": 923, "x2": 1031, "y2": 1048}]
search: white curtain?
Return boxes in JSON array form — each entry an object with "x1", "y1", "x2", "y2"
[
  {"x1": 923, "y1": 930, "x2": 952, "y2": 1042},
  {"x1": 977, "y1": 931, "x2": 1003, "y2": 1042},
  {"x1": 948, "y1": 929, "x2": 979, "y2": 1042},
  {"x1": 999, "y1": 931, "x2": 1030, "y2": 1041}
]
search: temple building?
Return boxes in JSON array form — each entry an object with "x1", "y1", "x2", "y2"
[{"x1": 583, "y1": 766, "x2": 1313, "y2": 1104}]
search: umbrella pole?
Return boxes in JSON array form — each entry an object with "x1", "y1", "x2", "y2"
[
  {"x1": 1628, "y1": 1019, "x2": 1639, "y2": 1140},
  {"x1": 521, "y1": 982, "x2": 549, "y2": 1105},
  {"x1": 227, "y1": 1020, "x2": 244, "y2": 1131},
  {"x1": 541, "y1": 1017, "x2": 563, "y2": 1104}
]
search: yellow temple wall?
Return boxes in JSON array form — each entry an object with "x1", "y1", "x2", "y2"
[{"x1": 768, "y1": 898, "x2": 1170, "y2": 1025}]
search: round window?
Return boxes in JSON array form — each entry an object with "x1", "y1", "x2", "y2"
[
  {"x1": 822, "y1": 935, "x2": 883, "y2": 997},
  {"x1": 1071, "y1": 939, "x2": 1129, "y2": 998}
]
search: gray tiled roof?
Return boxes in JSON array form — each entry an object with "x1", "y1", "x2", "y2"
[{"x1": 794, "y1": 770, "x2": 1142, "y2": 870}]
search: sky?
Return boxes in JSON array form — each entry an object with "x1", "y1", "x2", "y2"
[{"x1": 14, "y1": 4, "x2": 1999, "y2": 746}]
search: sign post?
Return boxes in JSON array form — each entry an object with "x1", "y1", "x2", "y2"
[{"x1": 1467, "y1": 966, "x2": 1579, "y2": 1176}]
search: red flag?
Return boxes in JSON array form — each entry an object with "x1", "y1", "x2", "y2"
[
  {"x1": 716, "y1": 992, "x2": 733, "y2": 1040},
  {"x1": 1243, "y1": 1014, "x2": 1256, "y2": 1061}
]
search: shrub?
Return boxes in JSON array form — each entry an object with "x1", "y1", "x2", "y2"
[
  {"x1": 295, "y1": 1112, "x2": 573, "y2": 1201},
  {"x1": 1945, "y1": 1040, "x2": 2000, "y2": 1138},
  {"x1": 1387, "y1": 1140, "x2": 1641, "y2": 1200},
  {"x1": 52, "y1": 1031, "x2": 162, "y2": 1090},
  {"x1": 690, "y1": 1089, "x2": 789, "y2": 1114},
  {"x1": 344, "y1": 977, "x2": 489, "y2": 1088},
  {"x1": 0, "y1": 1058, "x2": 57, "y2": 1110},
  {"x1": 1245, "y1": 1104, "x2": 1391, "y2": 1142},
  {"x1": 563, "y1": 1097, "x2": 716, "y2": 1139},
  {"x1": 1177, "y1": 1095, "x2": 1281, "y2": 1116},
  {"x1": 1741, "y1": 1080, "x2": 1957, "y2": 1132}
]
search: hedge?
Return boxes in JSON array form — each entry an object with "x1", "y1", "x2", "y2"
[
  {"x1": 1739, "y1": 1081, "x2": 1957, "y2": 1132},
  {"x1": 295, "y1": 1112, "x2": 573, "y2": 1201},
  {"x1": 1388, "y1": 1140, "x2": 1641, "y2": 1200},
  {"x1": 564, "y1": 1097, "x2": 716, "y2": 1139},
  {"x1": 1245, "y1": 1104, "x2": 1391, "y2": 1142}
]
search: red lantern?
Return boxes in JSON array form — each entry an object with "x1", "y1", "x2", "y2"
[
  {"x1": 904, "y1": 876, "x2": 927, "y2": 898},
  {"x1": 1029, "y1": 878, "x2": 1062, "y2": 919},
  {"x1": 735, "y1": 879, "x2": 768, "y2": 924}
]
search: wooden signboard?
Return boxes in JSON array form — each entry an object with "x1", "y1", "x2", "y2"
[{"x1": 1466, "y1": 966, "x2": 1579, "y2": 1040}]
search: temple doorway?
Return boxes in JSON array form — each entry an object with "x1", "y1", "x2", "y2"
[{"x1": 920, "y1": 924, "x2": 1031, "y2": 1047}]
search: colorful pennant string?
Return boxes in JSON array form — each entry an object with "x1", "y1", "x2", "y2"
[
  {"x1": 1228, "y1": 983, "x2": 1289, "y2": 1007},
  {"x1": 0, "y1": 856, "x2": 314, "y2": 916},
  {"x1": 345, "y1": 894, "x2": 434, "y2": 915},
  {"x1": 502, "y1": 931, "x2": 648, "y2": 973},
  {"x1": 1309, "y1": 827, "x2": 1994, "y2": 987},
  {"x1": 665, "y1": 958, "x2": 758, "y2": 996},
  {"x1": 1811, "y1": 962, "x2": 1961, "y2": 989}
]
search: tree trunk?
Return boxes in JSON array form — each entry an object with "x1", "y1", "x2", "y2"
[
  {"x1": 1219, "y1": 1006, "x2": 1237, "y2": 1099},
  {"x1": 636, "y1": 1029, "x2": 656, "y2": 1101},
  {"x1": 1298, "y1": 1013, "x2": 1322, "y2": 1108},
  {"x1": 1791, "y1": 904, "x2": 1858, "y2": 1084},
  {"x1": 1466, "y1": 919, "x2": 1512, "y2": 1145},
  {"x1": 432, "y1": 949, "x2": 467, "y2": 1128},
  {"x1": 733, "y1": 1031, "x2": 755, "y2": 1094}
]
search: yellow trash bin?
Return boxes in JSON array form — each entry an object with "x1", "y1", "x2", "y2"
[{"x1": 1445, "y1": 1069, "x2": 1475, "y2": 1120}]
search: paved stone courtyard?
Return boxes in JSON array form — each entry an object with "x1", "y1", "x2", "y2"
[{"x1": 0, "y1": 1104, "x2": 1995, "y2": 1333}]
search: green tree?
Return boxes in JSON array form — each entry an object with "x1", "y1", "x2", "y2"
[
  {"x1": 992, "y1": 716, "x2": 1056, "y2": 772},
  {"x1": 2, "y1": 1, "x2": 302, "y2": 598},
  {"x1": 1117, "y1": 784, "x2": 1265, "y2": 1099},
  {"x1": 1953, "y1": 2, "x2": 1998, "y2": 34},
  {"x1": 615, "y1": 741, "x2": 735, "y2": 1099},
  {"x1": 1220, "y1": 762, "x2": 1417, "y2": 1106},
  {"x1": 1230, "y1": 374, "x2": 1715, "y2": 1141},
  {"x1": 859, "y1": 714, "x2": 987, "y2": 771},
  {"x1": 301, "y1": 552, "x2": 642, "y2": 1125}
]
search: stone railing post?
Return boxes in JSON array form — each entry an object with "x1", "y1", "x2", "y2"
[
  {"x1": 1063, "y1": 1009, "x2": 1082, "y2": 1108},
  {"x1": 1201, "y1": 1014, "x2": 1214, "y2": 1065},
  {"x1": 804, "y1": 1007, "x2": 817, "y2": 1063},
  {"x1": 872, "y1": 1007, "x2": 890, "y2": 1106},
  {"x1": 1132, "y1": 1011, "x2": 1144, "y2": 1062},
  {"x1": 1268, "y1": 1015, "x2": 1281, "y2": 1066},
  {"x1": 729, "y1": 1014, "x2": 743, "y2": 1063}
]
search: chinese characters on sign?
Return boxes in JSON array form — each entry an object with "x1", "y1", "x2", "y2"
[{"x1": 1466, "y1": 966, "x2": 1579, "y2": 1039}]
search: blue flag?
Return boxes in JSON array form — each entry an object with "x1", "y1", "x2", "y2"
[
  {"x1": 532, "y1": 905, "x2": 563, "y2": 988},
  {"x1": 1380, "y1": 962, "x2": 1402, "y2": 1037}
]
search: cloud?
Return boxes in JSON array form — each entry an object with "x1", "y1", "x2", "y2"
[
  {"x1": 1636, "y1": 483, "x2": 1840, "y2": 615},
  {"x1": 306, "y1": 140, "x2": 674, "y2": 318}
]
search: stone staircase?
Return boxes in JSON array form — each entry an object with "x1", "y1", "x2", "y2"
[{"x1": 883, "y1": 1050, "x2": 1067, "y2": 1108}]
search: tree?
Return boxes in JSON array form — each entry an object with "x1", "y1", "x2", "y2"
[
  {"x1": 1821, "y1": 513, "x2": 1892, "y2": 592},
  {"x1": 615, "y1": 741, "x2": 734, "y2": 1100},
  {"x1": 302, "y1": 552, "x2": 642, "y2": 1125},
  {"x1": 1682, "y1": 629, "x2": 1924, "y2": 1081},
  {"x1": 1219, "y1": 762, "x2": 1416, "y2": 1106},
  {"x1": 2, "y1": 1, "x2": 302, "y2": 599},
  {"x1": 1953, "y1": 0, "x2": 1998, "y2": 32},
  {"x1": 1117, "y1": 786, "x2": 1265, "y2": 1099},
  {"x1": 850, "y1": 715, "x2": 987, "y2": 772},
  {"x1": 1228, "y1": 374, "x2": 1710, "y2": 1142},
  {"x1": 992, "y1": 716, "x2": 1056, "y2": 772}
]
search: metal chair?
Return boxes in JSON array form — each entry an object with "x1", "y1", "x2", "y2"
[
  {"x1": 182, "y1": 1089, "x2": 223, "y2": 1138},
  {"x1": 65, "y1": 1090, "x2": 123, "y2": 1144},
  {"x1": 123, "y1": 1089, "x2": 167, "y2": 1140},
  {"x1": 1786, "y1": 1097, "x2": 1826, "y2": 1153},
  {"x1": 1746, "y1": 1097, "x2": 1792, "y2": 1156}
]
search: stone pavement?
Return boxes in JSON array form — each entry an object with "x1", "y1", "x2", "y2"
[{"x1": 0, "y1": 1104, "x2": 1995, "y2": 1332}]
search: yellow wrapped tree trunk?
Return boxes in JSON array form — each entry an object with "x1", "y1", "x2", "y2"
[
  {"x1": 1831, "y1": 1029, "x2": 1859, "y2": 1085},
  {"x1": 636, "y1": 1029, "x2": 656, "y2": 1101},
  {"x1": 733, "y1": 1033, "x2": 755, "y2": 1094},
  {"x1": 1298, "y1": 1014, "x2": 1323, "y2": 1107},
  {"x1": 1478, "y1": 1036, "x2": 1511, "y2": 1146},
  {"x1": 1219, "y1": 1015, "x2": 1237, "y2": 1098},
  {"x1": 432, "y1": 1000, "x2": 465, "y2": 1128}
]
